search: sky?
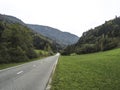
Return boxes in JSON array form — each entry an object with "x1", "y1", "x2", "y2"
[{"x1": 0, "y1": 0, "x2": 120, "y2": 37}]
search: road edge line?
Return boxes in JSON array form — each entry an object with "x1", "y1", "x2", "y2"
[{"x1": 45, "y1": 55, "x2": 60, "y2": 90}]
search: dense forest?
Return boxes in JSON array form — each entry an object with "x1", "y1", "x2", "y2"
[
  {"x1": 0, "y1": 17, "x2": 59, "y2": 63},
  {"x1": 0, "y1": 22, "x2": 37, "y2": 63},
  {"x1": 62, "y1": 16, "x2": 120, "y2": 55},
  {"x1": 27, "y1": 24, "x2": 79, "y2": 47},
  {"x1": 32, "y1": 33, "x2": 62, "y2": 53},
  {"x1": 0, "y1": 14, "x2": 76, "y2": 51}
]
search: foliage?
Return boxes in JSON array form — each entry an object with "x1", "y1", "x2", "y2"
[
  {"x1": 34, "y1": 49, "x2": 51, "y2": 56},
  {"x1": 62, "y1": 16, "x2": 120, "y2": 55},
  {"x1": 51, "y1": 48, "x2": 120, "y2": 90},
  {"x1": 32, "y1": 33, "x2": 61, "y2": 53},
  {"x1": 27, "y1": 24, "x2": 79, "y2": 47},
  {"x1": 0, "y1": 14, "x2": 61, "y2": 63},
  {"x1": 0, "y1": 22, "x2": 37, "y2": 63}
]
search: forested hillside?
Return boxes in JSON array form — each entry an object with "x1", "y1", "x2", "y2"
[
  {"x1": 62, "y1": 16, "x2": 120, "y2": 55},
  {"x1": 27, "y1": 24, "x2": 79, "y2": 47},
  {"x1": 0, "y1": 14, "x2": 69, "y2": 50},
  {"x1": 0, "y1": 22, "x2": 38, "y2": 63},
  {"x1": 0, "y1": 14, "x2": 60, "y2": 63},
  {"x1": 0, "y1": 14, "x2": 79, "y2": 48},
  {"x1": 0, "y1": 14, "x2": 24, "y2": 25},
  {"x1": 32, "y1": 33, "x2": 62, "y2": 53}
]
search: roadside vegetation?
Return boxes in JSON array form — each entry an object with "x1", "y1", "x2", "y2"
[
  {"x1": 35, "y1": 49, "x2": 51, "y2": 56},
  {"x1": 0, "y1": 53, "x2": 48, "y2": 70},
  {"x1": 0, "y1": 16, "x2": 55, "y2": 69},
  {"x1": 0, "y1": 63, "x2": 25, "y2": 70},
  {"x1": 51, "y1": 48, "x2": 120, "y2": 90},
  {"x1": 0, "y1": 22, "x2": 38, "y2": 63},
  {"x1": 0, "y1": 49, "x2": 50, "y2": 70},
  {"x1": 0, "y1": 56, "x2": 41, "y2": 70},
  {"x1": 0, "y1": 16, "x2": 57, "y2": 64},
  {"x1": 62, "y1": 16, "x2": 120, "y2": 55}
]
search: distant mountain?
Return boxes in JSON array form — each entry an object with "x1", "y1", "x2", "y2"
[
  {"x1": 0, "y1": 14, "x2": 62, "y2": 63},
  {"x1": 0, "y1": 14, "x2": 64, "y2": 51},
  {"x1": 0, "y1": 14, "x2": 24, "y2": 25},
  {"x1": 62, "y1": 16, "x2": 120, "y2": 55},
  {"x1": 27, "y1": 24, "x2": 79, "y2": 46},
  {"x1": 0, "y1": 14, "x2": 79, "y2": 48}
]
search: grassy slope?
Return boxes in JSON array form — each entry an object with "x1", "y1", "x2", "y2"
[
  {"x1": 0, "y1": 54, "x2": 45, "y2": 70},
  {"x1": 0, "y1": 49, "x2": 50, "y2": 70},
  {"x1": 35, "y1": 49, "x2": 49, "y2": 56},
  {"x1": 0, "y1": 63, "x2": 24, "y2": 70},
  {"x1": 51, "y1": 48, "x2": 120, "y2": 90}
]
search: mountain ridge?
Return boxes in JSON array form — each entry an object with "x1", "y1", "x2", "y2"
[
  {"x1": 0, "y1": 14, "x2": 79, "y2": 47},
  {"x1": 27, "y1": 24, "x2": 79, "y2": 46},
  {"x1": 62, "y1": 16, "x2": 120, "y2": 55},
  {"x1": 0, "y1": 14, "x2": 24, "y2": 25}
]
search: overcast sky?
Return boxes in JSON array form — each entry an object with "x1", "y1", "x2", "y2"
[{"x1": 0, "y1": 0, "x2": 120, "y2": 36}]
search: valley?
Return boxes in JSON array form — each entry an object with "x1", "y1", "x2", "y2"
[{"x1": 0, "y1": 14, "x2": 120, "y2": 90}]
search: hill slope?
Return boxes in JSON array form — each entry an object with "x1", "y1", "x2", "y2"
[
  {"x1": 52, "y1": 48, "x2": 120, "y2": 90},
  {"x1": 0, "y1": 14, "x2": 79, "y2": 48},
  {"x1": 0, "y1": 21, "x2": 37, "y2": 63},
  {"x1": 0, "y1": 14, "x2": 62, "y2": 52},
  {"x1": 0, "y1": 14, "x2": 62, "y2": 63},
  {"x1": 62, "y1": 16, "x2": 120, "y2": 55},
  {"x1": 27, "y1": 24, "x2": 79, "y2": 46},
  {"x1": 0, "y1": 14, "x2": 24, "y2": 25}
]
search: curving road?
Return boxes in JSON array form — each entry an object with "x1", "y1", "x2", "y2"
[{"x1": 0, "y1": 53, "x2": 60, "y2": 90}]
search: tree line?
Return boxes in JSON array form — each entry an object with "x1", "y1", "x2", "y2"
[
  {"x1": 0, "y1": 21, "x2": 59, "y2": 63},
  {"x1": 62, "y1": 16, "x2": 120, "y2": 55}
]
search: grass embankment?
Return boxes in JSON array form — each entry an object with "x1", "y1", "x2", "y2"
[
  {"x1": 51, "y1": 48, "x2": 120, "y2": 90},
  {"x1": 0, "y1": 56, "x2": 43, "y2": 70},
  {"x1": 0, "y1": 49, "x2": 49, "y2": 70},
  {"x1": 35, "y1": 49, "x2": 50, "y2": 56}
]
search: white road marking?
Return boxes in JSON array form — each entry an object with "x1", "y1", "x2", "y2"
[
  {"x1": 33, "y1": 65, "x2": 36, "y2": 67},
  {"x1": 17, "y1": 71, "x2": 23, "y2": 74}
]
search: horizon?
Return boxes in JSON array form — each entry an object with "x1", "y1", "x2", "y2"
[{"x1": 0, "y1": 0, "x2": 120, "y2": 37}]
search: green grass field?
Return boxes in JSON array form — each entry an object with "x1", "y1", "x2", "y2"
[{"x1": 51, "y1": 48, "x2": 120, "y2": 90}]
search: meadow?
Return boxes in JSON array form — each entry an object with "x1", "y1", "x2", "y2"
[{"x1": 51, "y1": 48, "x2": 120, "y2": 90}]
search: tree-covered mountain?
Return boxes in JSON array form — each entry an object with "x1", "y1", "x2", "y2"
[
  {"x1": 32, "y1": 33, "x2": 62, "y2": 53},
  {"x1": 0, "y1": 14, "x2": 24, "y2": 25},
  {"x1": 0, "y1": 22, "x2": 37, "y2": 63},
  {"x1": 62, "y1": 16, "x2": 120, "y2": 55},
  {"x1": 0, "y1": 14, "x2": 63, "y2": 51},
  {"x1": 27, "y1": 24, "x2": 79, "y2": 47},
  {"x1": 0, "y1": 14, "x2": 79, "y2": 50},
  {"x1": 0, "y1": 14, "x2": 61, "y2": 63}
]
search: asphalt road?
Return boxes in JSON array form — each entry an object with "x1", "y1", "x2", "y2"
[{"x1": 0, "y1": 53, "x2": 60, "y2": 90}]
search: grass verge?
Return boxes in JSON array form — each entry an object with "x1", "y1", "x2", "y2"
[
  {"x1": 0, "y1": 49, "x2": 51, "y2": 70},
  {"x1": 0, "y1": 56, "x2": 45, "y2": 70},
  {"x1": 51, "y1": 48, "x2": 120, "y2": 90},
  {"x1": 35, "y1": 49, "x2": 50, "y2": 56}
]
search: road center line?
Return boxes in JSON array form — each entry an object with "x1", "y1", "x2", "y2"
[
  {"x1": 17, "y1": 71, "x2": 23, "y2": 74},
  {"x1": 33, "y1": 65, "x2": 36, "y2": 67}
]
